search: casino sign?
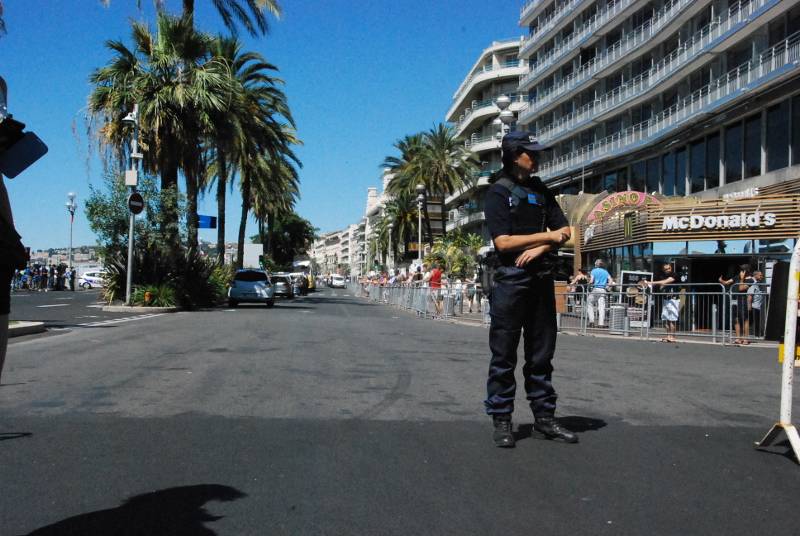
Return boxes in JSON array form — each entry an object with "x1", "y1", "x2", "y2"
[{"x1": 586, "y1": 191, "x2": 661, "y2": 222}]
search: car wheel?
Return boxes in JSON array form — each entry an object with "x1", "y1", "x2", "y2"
[
  {"x1": 82, "y1": 282, "x2": 91, "y2": 289},
  {"x1": 228, "y1": 300, "x2": 238, "y2": 308},
  {"x1": 266, "y1": 300, "x2": 275, "y2": 308}
]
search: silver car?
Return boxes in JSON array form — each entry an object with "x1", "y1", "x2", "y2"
[{"x1": 228, "y1": 270, "x2": 275, "y2": 307}]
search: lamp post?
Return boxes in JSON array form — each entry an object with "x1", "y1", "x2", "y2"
[
  {"x1": 65, "y1": 192, "x2": 77, "y2": 290},
  {"x1": 494, "y1": 94, "x2": 515, "y2": 139},
  {"x1": 387, "y1": 222, "x2": 394, "y2": 270},
  {"x1": 122, "y1": 105, "x2": 141, "y2": 306},
  {"x1": 416, "y1": 184, "x2": 426, "y2": 264}
]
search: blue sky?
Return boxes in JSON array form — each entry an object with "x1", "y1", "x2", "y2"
[{"x1": 1, "y1": 0, "x2": 520, "y2": 250}]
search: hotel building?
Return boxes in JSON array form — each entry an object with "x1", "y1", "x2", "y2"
[{"x1": 516, "y1": 0, "x2": 800, "y2": 283}]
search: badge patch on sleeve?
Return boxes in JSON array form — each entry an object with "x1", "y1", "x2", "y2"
[{"x1": 527, "y1": 193, "x2": 540, "y2": 205}]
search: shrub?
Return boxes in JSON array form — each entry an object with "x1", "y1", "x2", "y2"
[{"x1": 131, "y1": 284, "x2": 177, "y2": 307}]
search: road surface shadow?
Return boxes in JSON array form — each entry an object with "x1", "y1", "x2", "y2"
[
  {"x1": 0, "y1": 432, "x2": 32, "y2": 442},
  {"x1": 515, "y1": 416, "x2": 607, "y2": 442},
  {"x1": 23, "y1": 484, "x2": 246, "y2": 535}
]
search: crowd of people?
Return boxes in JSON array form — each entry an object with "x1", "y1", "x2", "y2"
[
  {"x1": 358, "y1": 262, "x2": 485, "y2": 315},
  {"x1": 566, "y1": 261, "x2": 769, "y2": 344},
  {"x1": 10, "y1": 263, "x2": 76, "y2": 292}
]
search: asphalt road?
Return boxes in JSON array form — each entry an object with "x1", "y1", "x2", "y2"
[
  {"x1": 2, "y1": 287, "x2": 799, "y2": 535},
  {"x1": 9, "y1": 288, "x2": 158, "y2": 329}
]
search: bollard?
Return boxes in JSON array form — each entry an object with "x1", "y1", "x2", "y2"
[
  {"x1": 711, "y1": 304, "x2": 718, "y2": 343},
  {"x1": 623, "y1": 315, "x2": 630, "y2": 337},
  {"x1": 556, "y1": 312, "x2": 561, "y2": 331}
]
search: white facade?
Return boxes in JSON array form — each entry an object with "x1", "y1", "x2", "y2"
[{"x1": 516, "y1": 0, "x2": 800, "y2": 197}]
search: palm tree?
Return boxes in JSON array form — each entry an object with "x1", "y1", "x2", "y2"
[
  {"x1": 101, "y1": 0, "x2": 281, "y2": 37},
  {"x1": 0, "y1": 1, "x2": 6, "y2": 35},
  {"x1": 416, "y1": 123, "x2": 480, "y2": 239},
  {"x1": 251, "y1": 154, "x2": 299, "y2": 262},
  {"x1": 382, "y1": 133, "x2": 432, "y2": 244},
  {"x1": 89, "y1": 13, "x2": 235, "y2": 254},
  {"x1": 382, "y1": 191, "x2": 417, "y2": 260},
  {"x1": 207, "y1": 35, "x2": 287, "y2": 264}
]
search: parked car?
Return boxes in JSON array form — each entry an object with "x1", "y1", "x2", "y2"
[
  {"x1": 228, "y1": 269, "x2": 274, "y2": 307},
  {"x1": 330, "y1": 274, "x2": 347, "y2": 288},
  {"x1": 270, "y1": 274, "x2": 294, "y2": 299},
  {"x1": 78, "y1": 270, "x2": 106, "y2": 289}
]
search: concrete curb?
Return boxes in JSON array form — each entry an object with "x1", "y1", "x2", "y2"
[
  {"x1": 101, "y1": 305, "x2": 181, "y2": 313},
  {"x1": 8, "y1": 321, "x2": 46, "y2": 338}
]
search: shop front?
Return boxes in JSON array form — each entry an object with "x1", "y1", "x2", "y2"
[{"x1": 576, "y1": 185, "x2": 800, "y2": 286}]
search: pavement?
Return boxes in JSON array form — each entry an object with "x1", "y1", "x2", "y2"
[{"x1": 2, "y1": 288, "x2": 800, "y2": 535}]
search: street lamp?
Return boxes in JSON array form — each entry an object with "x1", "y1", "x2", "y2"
[
  {"x1": 387, "y1": 222, "x2": 394, "y2": 270},
  {"x1": 123, "y1": 104, "x2": 141, "y2": 306},
  {"x1": 494, "y1": 94, "x2": 515, "y2": 139},
  {"x1": 65, "y1": 192, "x2": 77, "y2": 290},
  {"x1": 416, "y1": 184, "x2": 426, "y2": 264}
]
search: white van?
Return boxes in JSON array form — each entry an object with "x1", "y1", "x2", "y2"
[{"x1": 330, "y1": 274, "x2": 346, "y2": 288}]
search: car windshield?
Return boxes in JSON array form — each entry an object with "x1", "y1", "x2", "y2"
[{"x1": 234, "y1": 271, "x2": 268, "y2": 282}]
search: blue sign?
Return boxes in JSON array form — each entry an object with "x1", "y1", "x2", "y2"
[{"x1": 198, "y1": 215, "x2": 217, "y2": 229}]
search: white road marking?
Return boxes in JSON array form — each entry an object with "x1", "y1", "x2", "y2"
[
  {"x1": 223, "y1": 309, "x2": 237, "y2": 312},
  {"x1": 76, "y1": 313, "x2": 166, "y2": 327},
  {"x1": 87, "y1": 305, "x2": 104, "y2": 308},
  {"x1": 55, "y1": 297, "x2": 74, "y2": 301},
  {"x1": 36, "y1": 304, "x2": 70, "y2": 308}
]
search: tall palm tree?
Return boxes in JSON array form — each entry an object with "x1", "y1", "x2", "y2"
[
  {"x1": 101, "y1": 0, "x2": 281, "y2": 37},
  {"x1": 89, "y1": 13, "x2": 235, "y2": 254},
  {"x1": 207, "y1": 35, "x2": 286, "y2": 264},
  {"x1": 382, "y1": 133, "x2": 433, "y2": 245},
  {"x1": 251, "y1": 155, "x2": 299, "y2": 261},
  {"x1": 417, "y1": 123, "x2": 480, "y2": 239},
  {"x1": 382, "y1": 190, "x2": 417, "y2": 260}
]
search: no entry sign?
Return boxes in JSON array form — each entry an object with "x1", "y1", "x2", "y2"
[{"x1": 128, "y1": 192, "x2": 145, "y2": 215}]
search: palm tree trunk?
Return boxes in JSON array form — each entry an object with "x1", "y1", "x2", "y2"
[
  {"x1": 161, "y1": 160, "x2": 181, "y2": 257},
  {"x1": 266, "y1": 211, "x2": 275, "y2": 258},
  {"x1": 182, "y1": 0, "x2": 195, "y2": 19},
  {"x1": 236, "y1": 175, "x2": 251, "y2": 270},
  {"x1": 259, "y1": 220, "x2": 268, "y2": 259},
  {"x1": 216, "y1": 150, "x2": 228, "y2": 265},
  {"x1": 186, "y1": 168, "x2": 199, "y2": 250},
  {"x1": 423, "y1": 203, "x2": 433, "y2": 247}
]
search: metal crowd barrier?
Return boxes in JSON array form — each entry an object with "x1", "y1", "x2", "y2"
[{"x1": 359, "y1": 280, "x2": 771, "y2": 345}]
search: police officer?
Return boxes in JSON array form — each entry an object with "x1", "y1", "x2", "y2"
[{"x1": 483, "y1": 131, "x2": 577, "y2": 447}]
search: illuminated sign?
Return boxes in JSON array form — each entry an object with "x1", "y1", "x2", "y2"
[
  {"x1": 661, "y1": 211, "x2": 777, "y2": 231},
  {"x1": 587, "y1": 191, "x2": 660, "y2": 222},
  {"x1": 722, "y1": 187, "x2": 760, "y2": 202}
]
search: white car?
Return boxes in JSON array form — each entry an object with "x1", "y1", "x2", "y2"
[
  {"x1": 330, "y1": 274, "x2": 347, "y2": 288},
  {"x1": 228, "y1": 269, "x2": 275, "y2": 307},
  {"x1": 78, "y1": 271, "x2": 106, "y2": 289}
]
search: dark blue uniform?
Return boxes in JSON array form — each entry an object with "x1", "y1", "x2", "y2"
[{"x1": 483, "y1": 172, "x2": 568, "y2": 419}]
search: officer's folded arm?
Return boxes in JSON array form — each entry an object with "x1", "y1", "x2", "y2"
[{"x1": 492, "y1": 227, "x2": 570, "y2": 253}]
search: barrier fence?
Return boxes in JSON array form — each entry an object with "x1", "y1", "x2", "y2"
[{"x1": 357, "y1": 281, "x2": 771, "y2": 345}]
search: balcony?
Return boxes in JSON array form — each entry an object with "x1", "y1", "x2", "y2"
[
  {"x1": 464, "y1": 134, "x2": 501, "y2": 154},
  {"x1": 520, "y1": 0, "x2": 547, "y2": 27},
  {"x1": 450, "y1": 57, "x2": 526, "y2": 118},
  {"x1": 519, "y1": 0, "x2": 637, "y2": 92},
  {"x1": 454, "y1": 94, "x2": 527, "y2": 138},
  {"x1": 445, "y1": 169, "x2": 497, "y2": 206},
  {"x1": 531, "y1": 0, "x2": 782, "y2": 140},
  {"x1": 519, "y1": 0, "x2": 695, "y2": 124},
  {"x1": 520, "y1": 0, "x2": 591, "y2": 59},
  {"x1": 446, "y1": 210, "x2": 486, "y2": 232},
  {"x1": 537, "y1": 32, "x2": 800, "y2": 182}
]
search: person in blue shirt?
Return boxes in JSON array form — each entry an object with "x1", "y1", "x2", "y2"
[{"x1": 587, "y1": 259, "x2": 614, "y2": 327}]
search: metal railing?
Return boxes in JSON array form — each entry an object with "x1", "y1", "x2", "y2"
[
  {"x1": 537, "y1": 30, "x2": 800, "y2": 181},
  {"x1": 525, "y1": 0, "x2": 697, "y2": 131},
  {"x1": 520, "y1": 0, "x2": 590, "y2": 59},
  {"x1": 452, "y1": 56, "x2": 525, "y2": 108},
  {"x1": 526, "y1": 0, "x2": 780, "y2": 142},
  {"x1": 359, "y1": 281, "x2": 772, "y2": 346},
  {"x1": 455, "y1": 94, "x2": 526, "y2": 136},
  {"x1": 520, "y1": 0, "x2": 545, "y2": 22},
  {"x1": 520, "y1": 0, "x2": 636, "y2": 90}
]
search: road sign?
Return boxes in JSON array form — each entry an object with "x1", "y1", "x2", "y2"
[
  {"x1": 128, "y1": 192, "x2": 145, "y2": 215},
  {"x1": 198, "y1": 215, "x2": 217, "y2": 229}
]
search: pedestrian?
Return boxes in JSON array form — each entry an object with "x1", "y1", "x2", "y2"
[
  {"x1": 1, "y1": 174, "x2": 27, "y2": 385},
  {"x1": 569, "y1": 268, "x2": 588, "y2": 305},
  {"x1": 587, "y1": 260, "x2": 613, "y2": 328},
  {"x1": 648, "y1": 263, "x2": 679, "y2": 343},
  {"x1": 747, "y1": 270, "x2": 766, "y2": 339},
  {"x1": 719, "y1": 264, "x2": 753, "y2": 345},
  {"x1": 427, "y1": 262, "x2": 443, "y2": 316},
  {"x1": 483, "y1": 131, "x2": 577, "y2": 447}
]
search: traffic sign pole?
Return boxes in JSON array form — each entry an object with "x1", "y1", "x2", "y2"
[{"x1": 124, "y1": 104, "x2": 140, "y2": 306}]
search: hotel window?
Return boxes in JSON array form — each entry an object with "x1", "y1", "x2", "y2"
[
  {"x1": 767, "y1": 100, "x2": 790, "y2": 172},
  {"x1": 662, "y1": 152, "x2": 676, "y2": 196},
  {"x1": 706, "y1": 132, "x2": 720, "y2": 189},
  {"x1": 646, "y1": 157, "x2": 660, "y2": 193},
  {"x1": 793, "y1": 94, "x2": 800, "y2": 165},
  {"x1": 630, "y1": 161, "x2": 646, "y2": 191},
  {"x1": 743, "y1": 113, "x2": 761, "y2": 178},
  {"x1": 689, "y1": 139, "x2": 705, "y2": 193},
  {"x1": 675, "y1": 147, "x2": 687, "y2": 196},
  {"x1": 725, "y1": 121, "x2": 743, "y2": 183}
]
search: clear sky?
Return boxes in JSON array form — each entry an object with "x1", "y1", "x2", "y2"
[{"x1": 1, "y1": 0, "x2": 521, "y2": 250}]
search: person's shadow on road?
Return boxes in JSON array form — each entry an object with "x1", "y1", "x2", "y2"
[
  {"x1": 23, "y1": 484, "x2": 246, "y2": 536},
  {"x1": 515, "y1": 416, "x2": 607, "y2": 442}
]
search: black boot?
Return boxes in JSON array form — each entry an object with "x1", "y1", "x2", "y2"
[
  {"x1": 492, "y1": 415, "x2": 515, "y2": 448},
  {"x1": 533, "y1": 417, "x2": 578, "y2": 443}
]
